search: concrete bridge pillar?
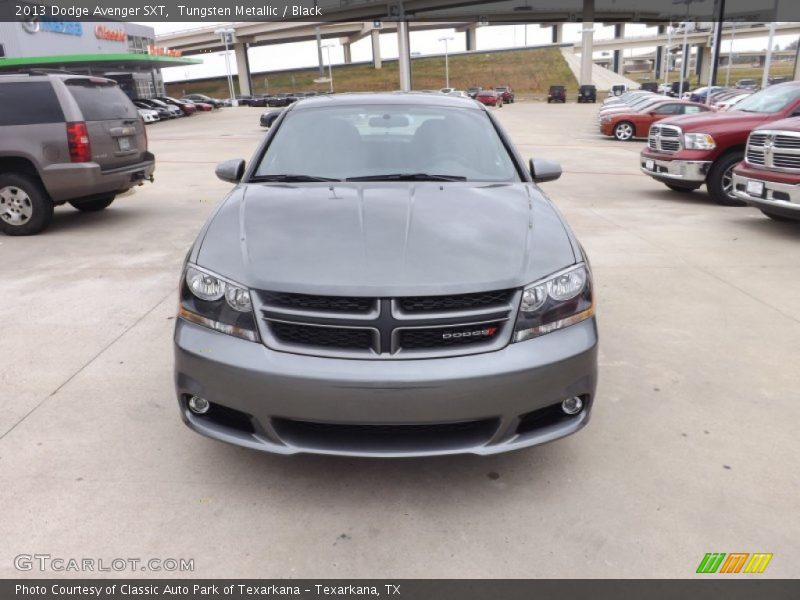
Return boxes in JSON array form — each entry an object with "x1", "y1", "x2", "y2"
[
  {"x1": 466, "y1": 25, "x2": 478, "y2": 51},
  {"x1": 343, "y1": 42, "x2": 352, "y2": 64},
  {"x1": 654, "y1": 25, "x2": 665, "y2": 79},
  {"x1": 552, "y1": 23, "x2": 564, "y2": 44},
  {"x1": 580, "y1": 0, "x2": 595, "y2": 86},
  {"x1": 613, "y1": 24, "x2": 626, "y2": 74},
  {"x1": 234, "y1": 41, "x2": 252, "y2": 96},
  {"x1": 371, "y1": 29, "x2": 382, "y2": 69}
]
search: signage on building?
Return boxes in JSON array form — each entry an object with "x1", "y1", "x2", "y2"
[
  {"x1": 21, "y1": 20, "x2": 83, "y2": 36},
  {"x1": 95, "y1": 25, "x2": 127, "y2": 42},
  {"x1": 147, "y1": 45, "x2": 182, "y2": 58}
]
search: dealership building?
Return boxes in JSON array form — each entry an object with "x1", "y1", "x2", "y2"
[{"x1": 0, "y1": 21, "x2": 199, "y2": 98}]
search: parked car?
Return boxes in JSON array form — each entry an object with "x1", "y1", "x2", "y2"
[
  {"x1": 598, "y1": 94, "x2": 668, "y2": 118},
  {"x1": 259, "y1": 109, "x2": 282, "y2": 128},
  {"x1": 157, "y1": 96, "x2": 196, "y2": 116},
  {"x1": 139, "y1": 98, "x2": 181, "y2": 119},
  {"x1": 715, "y1": 92, "x2": 752, "y2": 111},
  {"x1": 768, "y1": 76, "x2": 789, "y2": 86},
  {"x1": 235, "y1": 95, "x2": 255, "y2": 106},
  {"x1": 466, "y1": 86, "x2": 482, "y2": 99},
  {"x1": 182, "y1": 94, "x2": 223, "y2": 108},
  {"x1": 610, "y1": 84, "x2": 628, "y2": 96},
  {"x1": 137, "y1": 108, "x2": 160, "y2": 124},
  {"x1": 640, "y1": 81, "x2": 800, "y2": 204},
  {"x1": 667, "y1": 81, "x2": 691, "y2": 97},
  {"x1": 475, "y1": 89, "x2": 503, "y2": 107},
  {"x1": 732, "y1": 118, "x2": 800, "y2": 222},
  {"x1": 735, "y1": 78, "x2": 759, "y2": 91},
  {"x1": 495, "y1": 85, "x2": 515, "y2": 103},
  {"x1": 640, "y1": 82, "x2": 659, "y2": 93},
  {"x1": 134, "y1": 100, "x2": 173, "y2": 120},
  {"x1": 0, "y1": 73, "x2": 154, "y2": 235},
  {"x1": 447, "y1": 90, "x2": 470, "y2": 98},
  {"x1": 688, "y1": 86, "x2": 725, "y2": 103},
  {"x1": 174, "y1": 92, "x2": 597, "y2": 457},
  {"x1": 266, "y1": 94, "x2": 292, "y2": 107},
  {"x1": 602, "y1": 90, "x2": 652, "y2": 107},
  {"x1": 577, "y1": 85, "x2": 597, "y2": 103},
  {"x1": 601, "y1": 100, "x2": 711, "y2": 141},
  {"x1": 439, "y1": 87, "x2": 455, "y2": 94},
  {"x1": 547, "y1": 85, "x2": 567, "y2": 103}
]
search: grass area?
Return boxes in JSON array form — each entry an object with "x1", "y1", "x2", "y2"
[{"x1": 166, "y1": 46, "x2": 578, "y2": 99}]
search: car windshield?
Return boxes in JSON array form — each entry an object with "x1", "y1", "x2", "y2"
[
  {"x1": 253, "y1": 104, "x2": 520, "y2": 182},
  {"x1": 733, "y1": 85, "x2": 800, "y2": 114}
]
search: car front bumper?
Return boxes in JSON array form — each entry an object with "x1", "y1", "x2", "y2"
[
  {"x1": 640, "y1": 156, "x2": 711, "y2": 183},
  {"x1": 732, "y1": 171, "x2": 800, "y2": 218},
  {"x1": 173, "y1": 317, "x2": 599, "y2": 457}
]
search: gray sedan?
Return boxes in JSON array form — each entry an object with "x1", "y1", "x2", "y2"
[{"x1": 174, "y1": 93, "x2": 598, "y2": 457}]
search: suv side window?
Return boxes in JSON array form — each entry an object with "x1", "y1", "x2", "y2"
[{"x1": 0, "y1": 81, "x2": 64, "y2": 126}]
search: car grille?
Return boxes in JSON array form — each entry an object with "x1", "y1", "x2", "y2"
[
  {"x1": 255, "y1": 290, "x2": 518, "y2": 359},
  {"x1": 746, "y1": 129, "x2": 800, "y2": 172},
  {"x1": 648, "y1": 124, "x2": 682, "y2": 153}
]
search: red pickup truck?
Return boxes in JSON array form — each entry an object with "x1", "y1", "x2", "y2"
[
  {"x1": 640, "y1": 82, "x2": 800, "y2": 205},
  {"x1": 732, "y1": 117, "x2": 800, "y2": 222}
]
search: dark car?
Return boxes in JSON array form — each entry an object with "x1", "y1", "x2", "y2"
[
  {"x1": 735, "y1": 78, "x2": 759, "y2": 91},
  {"x1": 577, "y1": 85, "x2": 597, "y2": 103},
  {"x1": 688, "y1": 86, "x2": 725, "y2": 103},
  {"x1": 139, "y1": 98, "x2": 182, "y2": 118},
  {"x1": 157, "y1": 96, "x2": 196, "y2": 116},
  {"x1": 134, "y1": 100, "x2": 172, "y2": 120},
  {"x1": 466, "y1": 86, "x2": 482, "y2": 99},
  {"x1": 235, "y1": 95, "x2": 255, "y2": 106},
  {"x1": 667, "y1": 81, "x2": 691, "y2": 97},
  {"x1": 259, "y1": 109, "x2": 282, "y2": 128},
  {"x1": 182, "y1": 94, "x2": 223, "y2": 108},
  {"x1": 640, "y1": 82, "x2": 659, "y2": 93},
  {"x1": 266, "y1": 94, "x2": 292, "y2": 107},
  {"x1": 175, "y1": 92, "x2": 597, "y2": 457},
  {"x1": 0, "y1": 73, "x2": 154, "y2": 235},
  {"x1": 495, "y1": 86, "x2": 515, "y2": 104},
  {"x1": 547, "y1": 85, "x2": 566, "y2": 103}
]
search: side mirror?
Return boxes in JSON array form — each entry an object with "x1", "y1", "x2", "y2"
[
  {"x1": 261, "y1": 110, "x2": 282, "y2": 128},
  {"x1": 215, "y1": 159, "x2": 246, "y2": 183},
  {"x1": 529, "y1": 158, "x2": 562, "y2": 183}
]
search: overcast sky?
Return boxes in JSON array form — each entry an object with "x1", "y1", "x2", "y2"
[{"x1": 143, "y1": 22, "x2": 798, "y2": 83}]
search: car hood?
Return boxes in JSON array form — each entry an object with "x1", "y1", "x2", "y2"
[
  {"x1": 195, "y1": 182, "x2": 577, "y2": 296},
  {"x1": 661, "y1": 110, "x2": 777, "y2": 133}
]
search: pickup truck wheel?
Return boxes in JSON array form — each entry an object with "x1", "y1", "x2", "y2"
[
  {"x1": 708, "y1": 152, "x2": 746, "y2": 206},
  {"x1": 614, "y1": 121, "x2": 635, "y2": 141},
  {"x1": 760, "y1": 210, "x2": 797, "y2": 223},
  {"x1": 69, "y1": 195, "x2": 116, "y2": 212},
  {"x1": 665, "y1": 183, "x2": 700, "y2": 193},
  {"x1": 0, "y1": 173, "x2": 54, "y2": 236}
]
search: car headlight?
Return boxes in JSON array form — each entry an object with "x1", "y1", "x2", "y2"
[
  {"x1": 600, "y1": 115, "x2": 612, "y2": 123},
  {"x1": 513, "y1": 264, "x2": 594, "y2": 343},
  {"x1": 178, "y1": 265, "x2": 259, "y2": 341},
  {"x1": 684, "y1": 132, "x2": 716, "y2": 150}
]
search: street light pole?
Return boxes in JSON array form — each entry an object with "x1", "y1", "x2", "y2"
[
  {"x1": 762, "y1": 21, "x2": 777, "y2": 89},
  {"x1": 214, "y1": 27, "x2": 236, "y2": 106},
  {"x1": 725, "y1": 21, "x2": 736, "y2": 87},
  {"x1": 438, "y1": 36, "x2": 454, "y2": 88},
  {"x1": 321, "y1": 44, "x2": 335, "y2": 93}
]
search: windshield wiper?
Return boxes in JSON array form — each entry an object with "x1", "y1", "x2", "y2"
[
  {"x1": 251, "y1": 174, "x2": 341, "y2": 182},
  {"x1": 346, "y1": 173, "x2": 467, "y2": 182}
]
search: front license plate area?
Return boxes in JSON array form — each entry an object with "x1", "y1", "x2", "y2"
[
  {"x1": 746, "y1": 180, "x2": 764, "y2": 197},
  {"x1": 645, "y1": 159, "x2": 655, "y2": 171}
]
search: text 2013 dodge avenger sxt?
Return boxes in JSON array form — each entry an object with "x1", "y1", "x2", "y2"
[{"x1": 174, "y1": 93, "x2": 598, "y2": 457}]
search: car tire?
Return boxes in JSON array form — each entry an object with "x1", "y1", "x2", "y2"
[
  {"x1": 707, "y1": 152, "x2": 746, "y2": 206},
  {"x1": 547, "y1": 99, "x2": 551, "y2": 103},
  {"x1": 69, "y1": 195, "x2": 116, "y2": 212},
  {"x1": 665, "y1": 183, "x2": 700, "y2": 193},
  {"x1": 613, "y1": 121, "x2": 635, "y2": 141},
  {"x1": 0, "y1": 172, "x2": 54, "y2": 236},
  {"x1": 760, "y1": 210, "x2": 797, "y2": 223}
]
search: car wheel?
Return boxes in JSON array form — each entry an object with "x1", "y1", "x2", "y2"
[
  {"x1": 547, "y1": 99, "x2": 551, "y2": 103},
  {"x1": 69, "y1": 195, "x2": 116, "y2": 212},
  {"x1": 760, "y1": 210, "x2": 798, "y2": 223},
  {"x1": 665, "y1": 183, "x2": 700, "y2": 193},
  {"x1": 0, "y1": 173, "x2": 54, "y2": 236},
  {"x1": 613, "y1": 121, "x2": 635, "y2": 141},
  {"x1": 707, "y1": 152, "x2": 746, "y2": 206}
]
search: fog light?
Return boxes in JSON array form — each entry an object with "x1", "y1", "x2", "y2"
[
  {"x1": 561, "y1": 396, "x2": 583, "y2": 415},
  {"x1": 188, "y1": 395, "x2": 210, "y2": 415}
]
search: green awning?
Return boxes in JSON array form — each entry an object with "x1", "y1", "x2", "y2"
[{"x1": 0, "y1": 53, "x2": 202, "y2": 71}]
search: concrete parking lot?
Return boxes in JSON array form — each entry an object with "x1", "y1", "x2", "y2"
[{"x1": 1, "y1": 102, "x2": 798, "y2": 578}]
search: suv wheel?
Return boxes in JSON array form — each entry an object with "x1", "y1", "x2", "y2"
[
  {"x1": 0, "y1": 173, "x2": 54, "y2": 236},
  {"x1": 707, "y1": 152, "x2": 746, "y2": 206},
  {"x1": 69, "y1": 195, "x2": 116, "y2": 212},
  {"x1": 614, "y1": 121, "x2": 635, "y2": 141}
]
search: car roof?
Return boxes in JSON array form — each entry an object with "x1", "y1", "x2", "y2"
[{"x1": 292, "y1": 92, "x2": 483, "y2": 111}]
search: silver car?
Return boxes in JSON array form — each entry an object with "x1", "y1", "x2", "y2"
[{"x1": 174, "y1": 93, "x2": 598, "y2": 457}]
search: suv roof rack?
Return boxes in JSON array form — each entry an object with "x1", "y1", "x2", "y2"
[{"x1": 1, "y1": 68, "x2": 84, "y2": 76}]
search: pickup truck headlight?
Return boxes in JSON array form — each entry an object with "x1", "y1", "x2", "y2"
[
  {"x1": 513, "y1": 264, "x2": 594, "y2": 342},
  {"x1": 600, "y1": 115, "x2": 612, "y2": 123},
  {"x1": 684, "y1": 132, "x2": 716, "y2": 150},
  {"x1": 179, "y1": 265, "x2": 259, "y2": 341}
]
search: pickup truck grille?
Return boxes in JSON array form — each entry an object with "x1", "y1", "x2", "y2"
[
  {"x1": 255, "y1": 290, "x2": 519, "y2": 359},
  {"x1": 746, "y1": 129, "x2": 800, "y2": 172},
  {"x1": 648, "y1": 124, "x2": 682, "y2": 153}
]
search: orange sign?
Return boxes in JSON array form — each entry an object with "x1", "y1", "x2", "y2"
[
  {"x1": 147, "y1": 45, "x2": 183, "y2": 58},
  {"x1": 95, "y1": 25, "x2": 127, "y2": 42}
]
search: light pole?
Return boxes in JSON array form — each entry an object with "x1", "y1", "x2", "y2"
[
  {"x1": 438, "y1": 36, "x2": 454, "y2": 88},
  {"x1": 214, "y1": 27, "x2": 236, "y2": 106},
  {"x1": 725, "y1": 21, "x2": 737, "y2": 87},
  {"x1": 321, "y1": 43, "x2": 335, "y2": 93},
  {"x1": 762, "y1": 21, "x2": 777, "y2": 89}
]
